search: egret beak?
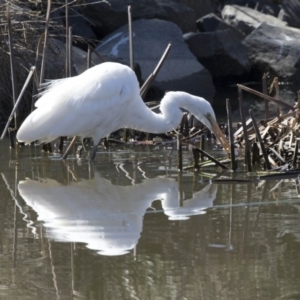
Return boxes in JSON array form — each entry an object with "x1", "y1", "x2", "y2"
[{"x1": 204, "y1": 113, "x2": 230, "y2": 154}]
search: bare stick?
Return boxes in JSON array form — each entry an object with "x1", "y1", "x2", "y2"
[
  {"x1": 87, "y1": 45, "x2": 92, "y2": 69},
  {"x1": 128, "y1": 6, "x2": 134, "y2": 70},
  {"x1": 65, "y1": 0, "x2": 69, "y2": 77},
  {"x1": 262, "y1": 73, "x2": 269, "y2": 120},
  {"x1": 68, "y1": 26, "x2": 73, "y2": 77},
  {"x1": 249, "y1": 109, "x2": 271, "y2": 170},
  {"x1": 7, "y1": 4, "x2": 18, "y2": 129},
  {"x1": 196, "y1": 147, "x2": 230, "y2": 170},
  {"x1": 61, "y1": 136, "x2": 77, "y2": 159},
  {"x1": 140, "y1": 42, "x2": 172, "y2": 97},
  {"x1": 238, "y1": 87, "x2": 252, "y2": 172},
  {"x1": 90, "y1": 47, "x2": 106, "y2": 62},
  {"x1": 1, "y1": 67, "x2": 36, "y2": 140},
  {"x1": 269, "y1": 77, "x2": 280, "y2": 117},
  {"x1": 226, "y1": 99, "x2": 237, "y2": 171},
  {"x1": 177, "y1": 133, "x2": 183, "y2": 171},
  {"x1": 237, "y1": 84, "x2": 294, "y2": 110},
  {"x1": 40, "y1": 0, "x2": 51, "y2": 85},
  {"x1": 31, "y1": 33, "x2": 45, "y2": 111},
  {"x1": 293, "y1": 139, "x2": 299, "y2": 168}
]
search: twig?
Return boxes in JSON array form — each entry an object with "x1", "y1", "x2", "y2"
[
  {"x1": 262, "y1": 73, "x2": 269, "y2": 119},
  {"x1": 238, "y1": 86, "x2": 252, "y2": 172},
  {"x1": 237, "y1": 84, "x2": 295, "y2": 110},
  {"x1": 128, "y1": 6, "x2": 134, "y2": 70},
  {"x1": 1, "y1": 67, "x2": 36, "y2": 140},
  {"x1": 226, "y1": 98, "x2": 237, "y2": 171},
  {"x1": 140, "y1": 42, "x2": 172, "y2": 97},
  {"x1": 7, "y1": 4, "x2": 18, "y2": 129},
  {"x1": 249, "y1": 109, "x2": 271, "y2": 170},
  {"x1": 40, "y1": 0, "x2": 51, "y2": 85}
]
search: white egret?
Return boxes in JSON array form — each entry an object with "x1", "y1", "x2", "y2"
[{"x1": 17, "y1": 62, "x2": 229, "y2": 159}]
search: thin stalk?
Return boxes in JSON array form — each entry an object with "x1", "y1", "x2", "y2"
[
  {"x1": 226, "y1": 98, "x2": 237, "y2": 171},
  {"x1": 128, "y1": 6, "x2": 134, "y2": 70},
  {"x1": 269, "y1": 77, "x2": 280, "y2": 117},
  {"x1": 61, "y1": 136, "x2": 77, "y2": 159},
  {"x1": 1, "y1": 67, "x2": 36, "y2": 140},
  {"x1": 196, "y1": 147, "x2": 230, "y2": 169},
  {"x1": 293, "y1": 139, "x2": 299, "y2": 168},
  {"x1": 31, "y1": 33, "x2": 45, "y2": 111},
  {"x1": 237, "y1": 84, "x2": 294, "y2": 111},
  {"x1": 238, "y1": 86, "x2": 252, "y2": 172},
  {"x1": 7, "y1": 4, "x2": 18, "y2": 129},
  {"x1": 262, "y1": 73, "x2": 270, "y2": 119},
  {"x1": 140, "y1": 42, "x2": 172, "y2": 97},
  {"x1": 249, "y1": 109, "x2": 271, "y2": 170},
  {"x1": 40, "y1": 0, "x2": 51, "y2": 85},
  {"x1": 68, "y1": 26, "x2": 72, "y2": 77},
  {"x1": 192, "y1": 148, "x2": 199, "y2": 170},
  {"x1": 200, "y1": 134, "x2": 205, "y2": 161},
  {"x1": 65, "y1": 0, "x2": 69, "y2": 77},
  {"x1": 87, "y1": 45, "x2": 92, "y2": 69},
  {"x1": 177, "y1": 133, "x2": 183, "y2": 171}
]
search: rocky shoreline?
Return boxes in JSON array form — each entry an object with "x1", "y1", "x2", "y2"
[{"x1": 0, "y1": 0, "x2": 299, "y2": 116}]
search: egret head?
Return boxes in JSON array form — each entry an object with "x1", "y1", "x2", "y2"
[{"x1": 174, "y1": 92, "x2": 230, "y2": 153}]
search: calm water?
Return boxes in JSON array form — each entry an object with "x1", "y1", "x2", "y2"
[{"x1": 1, "y1": 138, "x2": 300, "y2": 300}]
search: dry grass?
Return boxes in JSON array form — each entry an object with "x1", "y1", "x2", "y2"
[{"x1": 0, "y1": 0, "x2": 66, "y2": 120}]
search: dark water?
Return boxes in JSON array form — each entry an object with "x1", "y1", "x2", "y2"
[{"x1": 1, "y1": 139, "x2": 300, "y2": 300}]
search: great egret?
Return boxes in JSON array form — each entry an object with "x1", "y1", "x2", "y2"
[{"x1": 17, "y1": 62, "x2": 229, "y2": 159}]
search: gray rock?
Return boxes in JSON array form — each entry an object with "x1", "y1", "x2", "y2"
[
  {"x1": 181, "y1": 0, "x2": 214, "y2": 19},
  {"x1": 243, "y1": 22, "x2": 300, "y2": 84},
  {"x1": 183, "y1": 29, "x2": 250, "y2": 79},
  {"x1": 259, "y1": 3, "x2": 281, "y2": 17},
  {"x1": 68, "y1": 10, "x2": 97, "y2": 47},
  {"x1": 95, "y1": 19, "x2": 215, "y2": 101},
  {"x1": 278, "y1": 0, "x2": 300, "y2": 29},
  {"x1": 196, "y1": 13, "x2": 245, "y2": 40},
  {"x1": 221, "y1": 5, "x2": 287, "y2": 35},
  {"x1": 80, "y1": 0, "x2": 197, "y2": 35}
]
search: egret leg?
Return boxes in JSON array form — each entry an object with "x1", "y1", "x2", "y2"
[
  {"x1": 61, "y1": 136, "x2": 77, "y2": 159},
  {"x1": 90, "y1": 144, "x2": 98, "y2": 160}
]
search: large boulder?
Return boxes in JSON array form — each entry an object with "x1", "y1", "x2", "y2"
[
  {"x1": 95, "y1": 19, "x2": 215, "y2": 101},
  {"x1": 183, "y1": 29, "x2": 250, "y2": 81},
  {"x1": 181, "y1": 0, "x2": 214, "y2": 19},
  {"x1": 196, "y1": 13, "x2": 245, "y2": 40},
  {"x1": 278, "y1": 0, "x2": 300, "y2": 29},
  {"x1": 68, "y1": 10, "x2": 97, "y2": 49},
  {"x1": 79, "y1": 0, "x2": 197, "y2": 36},
  {"x1": 243, "y1": 22, "x2": 300, "y2": 85},
  {"x1": 221, "y1": 5, "x2": 287, "y2": 36}
]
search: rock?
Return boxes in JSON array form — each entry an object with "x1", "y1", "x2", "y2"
[
  {"x1": 221, "y1": 5, "x2": 287, "y2": 35},
  {"x1": 224, "y1": 0, "x2": 280, "y2": 14},
  {"x1": 196, "y1": 13, "x2": 245, "y2": 40},
  {"x1": 183, "y1": 29, "x2": 250, "y2": 80},
  {"x1": 259, "y1": 3, "x2": 281, "y2": 17},
  {"x1": 181, "y1": 0, "x2": 214, "y2": 19},
  {"x1": 68, "y1": 10, "x2": 97, "y2": 48},
  {"x1": 278, "y1": 0, "x2": 300, "y2": 29},
  {"x1": 154, "y1": 0, "x2": 197, "y2": 33},
  {"x1": 243, "y1": 22, "x2": 300, "y2": 84},
  {"x1": 95, "y1": 19, "x2": 215, "y2": 101},
  {"x1": 77, "y1": 1, "x2": 127, "y2": 37},
  {"x1": 80, "y1": 0, "x2": 197, "y2": 36}
]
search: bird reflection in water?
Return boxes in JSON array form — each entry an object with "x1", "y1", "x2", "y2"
[{"x1": 18, "y1": 164, "x2": 217, "y2": 256}]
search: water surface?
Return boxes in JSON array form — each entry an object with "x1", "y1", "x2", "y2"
[{"x1": 1, "y1": 139, "x2": 300, "y2": 300}]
